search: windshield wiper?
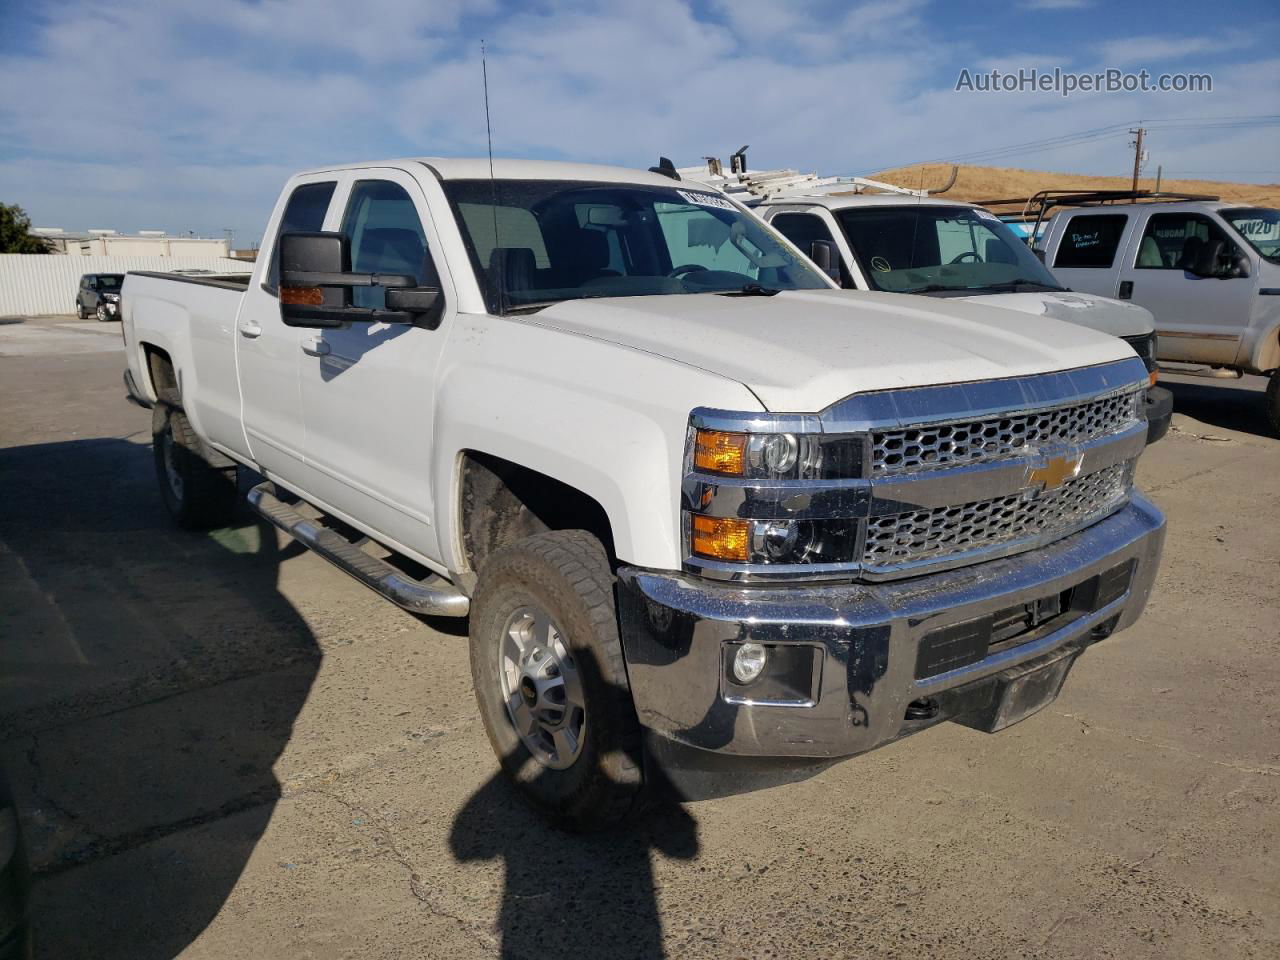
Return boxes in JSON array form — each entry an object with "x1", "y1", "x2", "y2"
[
  {"x1": 900, "y1": 283, "x2": 964, "y2": 295},
  {"x1": 719, "y1": 283, "x2": 781, "y2": 297},
  {"x1": 972, "y1": 279, "x2": 1066, "y2": 293}
]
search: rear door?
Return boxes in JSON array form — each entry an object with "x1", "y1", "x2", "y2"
[
  {"x1": 1115, "y1": 210, "x2": 1255, "y2": 363},
  {"x1": 296, "y1": 169, "x2": 457, "y2": 566},
  {"x1": 236, "y1": 175, "x2": 339, "y2": 483},
  {"x1": 1046, "y1": 212, "x2": 1132, "y2": 299}
]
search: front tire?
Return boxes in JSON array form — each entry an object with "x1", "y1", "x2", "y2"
[
  {"x1": 96, "y1": 304, "x2": 109, "y2": 322},
  {"x1": 152, "y1": 402, "x2": 238, "y2": 529},
  {"x1": 1266, "y1": 374, "x2": 1280, "y2": 437},
  {"x1": 469, "y1": 530, "x2": 645, "y2": 831}
]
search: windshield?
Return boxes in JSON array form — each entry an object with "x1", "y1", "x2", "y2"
[
  {"x1": 1220, "y1": 208, "x2": 1280, "y2": 263},
  {"x1": 97, "y1": 275, "x2": 124, "y2": 289},
  {"x1": 442, "y1": 179, "x2": 829, "y2": 313},
  {"x1": 833, "y1": 205, "x2": 1063, "y2": 295}
]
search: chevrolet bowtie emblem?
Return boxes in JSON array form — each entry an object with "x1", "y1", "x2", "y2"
[{"x1": 1026, "y1": 453, "x2": 1084, "y2": 493}]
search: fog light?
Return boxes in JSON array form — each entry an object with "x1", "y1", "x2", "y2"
[{"x1": 732, "y1": 642, "x2": 768, "y2": 684}]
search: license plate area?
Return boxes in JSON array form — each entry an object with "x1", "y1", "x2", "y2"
[{"x1": 952, "y1": 648, "x2": 1076, "y2": 733}]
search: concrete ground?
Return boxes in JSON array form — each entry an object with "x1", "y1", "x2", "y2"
[{"x1": 1, "y1": 314, "x2": 1277, "y2": 960}]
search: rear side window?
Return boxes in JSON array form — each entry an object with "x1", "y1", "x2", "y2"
[
  {"x1": 1136, "y1": 213, "x2": 1236, "y2": 270},
  {"x1": 1053, "y1": 214, "x2": 1128, "y2": 268},
  {"x1": 266, "y1": 180, "x2": 337, "y2": 293}
]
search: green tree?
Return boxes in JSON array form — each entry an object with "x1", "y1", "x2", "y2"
[{"x1": 0, "y1": 202, "x2": 53, "y2": 253}]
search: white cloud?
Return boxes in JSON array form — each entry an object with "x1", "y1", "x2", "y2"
[
  {"x1": 1096, "y1": 31, "x2": 1254, "y2": 67},
  {"x1": 1021, "y1": 0, "x2": 1093, "y2": 9}
]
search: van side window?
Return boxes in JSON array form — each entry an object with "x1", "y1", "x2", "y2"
[
  {"x1": 341, "y1": 180, "x2": 437, "y2": 309},
  {"x1": 1135, "y1": 213, "x2": 1237, "y2": 270},
  {"x1": 266, "y1": 181, "x2": 337, "y2": 294},
  {"x1": 1053, "y1": 214, "x2": 1128, "y2": 268},
  {"x1": 770, "y1": 213, "x2": 851, "y2": 285}
]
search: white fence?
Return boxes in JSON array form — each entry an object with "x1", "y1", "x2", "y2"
[{"x1": 0, "y1": 255, "x2": 255, "y2": 317}]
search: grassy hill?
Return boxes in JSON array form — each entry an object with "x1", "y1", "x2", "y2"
[{"x1": 868, "y1": 163, "x2": 1278, "y2": 209}]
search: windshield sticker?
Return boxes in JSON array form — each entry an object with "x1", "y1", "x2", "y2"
[
  {"x1": 676, "y1": 189, "x2": 735, "y2": 211},
  {"x1": 870, "y1": 256, "x2": 892, "y2": 272},
  {"x1": 973, "y1": 209, "x2": 1002, "y2": 222}
]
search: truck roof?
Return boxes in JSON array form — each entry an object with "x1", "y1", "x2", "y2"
[
  {"x1": 753, "y1": 194, "x2": 977, "y2": 211},
  {"x1": 293, "y1": 157, "x2": 688, "y2": 188}
]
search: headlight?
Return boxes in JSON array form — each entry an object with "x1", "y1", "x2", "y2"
[
  {"x1": 692, "y1": 428, "x2": 861, "y2": 480},
  {"x1": 103, "y1": 293, "x2": 120, "y2": 302},
  {"x1": 684, "y1": 414, "x2": 867, "y2": 572}
]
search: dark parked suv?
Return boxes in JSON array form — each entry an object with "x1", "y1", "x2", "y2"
[{"x1": 76, "y1": 273, "x2": 125, "y2": 321}]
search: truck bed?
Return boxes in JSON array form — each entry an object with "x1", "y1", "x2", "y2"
[{"x1": 128, "y1": 270, "x2": 253, "y2": 292}]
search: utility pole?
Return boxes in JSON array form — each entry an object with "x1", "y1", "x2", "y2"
[
  {"x1": 1155, "y1": 165, "x2": 1162, "y2": 193},
  {"x1": 1129, "y1": 127, "x2": 1145, "y2": 192}
]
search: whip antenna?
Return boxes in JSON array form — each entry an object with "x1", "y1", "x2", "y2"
[{"x1": 481, "y1": 40, "x2": 504, "y2": 315}]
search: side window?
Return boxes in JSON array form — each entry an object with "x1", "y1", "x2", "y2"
[
  {"x1": 1135, "y1": 213, "x2": 1235, "y2": 270},
  {"x1": 770, "y1": 212, "x2": 850, "y2": 285},
  {"x1": 341, "y1": 180, "x2": 437, "y2": 309},
  {"x1": 1053, "y1": 214, "x2": 1128, "y2": 268},
  {"x1": 266, "y1": 180, "x2": 337, "y2": 293}
]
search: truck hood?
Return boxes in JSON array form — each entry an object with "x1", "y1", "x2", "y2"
[
  {"x1": 527, "y1": 289, "x2": 1137, "y2": 412},
  {"x1": 960, "y1": 290, "x2": 1155, "y2": 338}
]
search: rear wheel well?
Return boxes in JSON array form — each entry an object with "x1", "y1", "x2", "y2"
[
  {"x1": 142, "y1": 344, "x2": 178, "y2": 401},
  {"x1": 458, "y1": 451, "x2": 616, "y2": 580}
]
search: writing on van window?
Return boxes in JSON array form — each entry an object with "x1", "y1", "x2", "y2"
[
  {"x1": 1053, "y1": 214, "x2": 1127, "y2": 269},
  {"x1": 676, "y1": 190, "x2": 735, "y2": 211}
]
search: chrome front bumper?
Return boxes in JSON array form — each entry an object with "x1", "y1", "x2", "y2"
[{"x1": 618, "y1": 494, "x2": 1165, "y2": 773}]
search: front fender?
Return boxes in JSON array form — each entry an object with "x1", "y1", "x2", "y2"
[{"x1": 432, "y1": 313, "x2": 763, "y2": 573}]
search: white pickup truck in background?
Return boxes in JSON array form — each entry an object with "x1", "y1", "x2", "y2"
[
  {"x1": 681, "y1": 157, "x2": 1173, "y2": 444},
  {"x1": 121, "y1": 157, "x2": 1165, "y2": 828}
]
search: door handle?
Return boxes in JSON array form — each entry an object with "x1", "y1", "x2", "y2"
[
  {"x1": 301, "y1": 337, "x2": 331, "y2": 357},
  {"x1": 1117, "y1": 280, "x2": 1134, "y2": 300},
  {"x1": 238, "y1": 322, "x2": 263, "y2": 338}
]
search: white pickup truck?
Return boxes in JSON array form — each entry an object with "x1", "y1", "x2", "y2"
[{"x1": 121, "y1": 158, "x2": 1166, "y2": 828}]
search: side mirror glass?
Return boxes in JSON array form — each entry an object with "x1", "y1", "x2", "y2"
[
  {"x1": 1190, "y1": 238, "x2": 1225, "y2": 278},
  {"x1": 1228, "y1": 253, "x2": 1251, "y2": 279},
  {"x1": 808, "y1": 239, "x2": 842, "y2": 284}
]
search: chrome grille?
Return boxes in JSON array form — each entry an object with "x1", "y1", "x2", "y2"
[
  {"x1": 863, "y1": 462, "x2": 1133, "y2": 569},
  {"x1": 872, "y1": 390, "x2": 1141, "y2": 475}
]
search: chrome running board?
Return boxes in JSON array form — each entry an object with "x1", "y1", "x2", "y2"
[{"x1": 247, "y1": 482, "x2": 470, "y2": 618}]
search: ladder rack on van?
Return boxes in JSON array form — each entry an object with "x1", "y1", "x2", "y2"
[
  {"x1": 975, "y1": 189, "x2": 1221, "y2": 243},
  {"x1": 676, "y1": 150, "x2": 956, "y2": 202}
]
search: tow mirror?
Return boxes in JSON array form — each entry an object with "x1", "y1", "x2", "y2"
[
  {"x1": 808, "y1": 240, "x2": 842, "y2": 284},
  {"x1": 1190, "y1": 238, "x2": 1225, "y2": 279},
  {"x1": 278, "y1": 231, "x2": 442, "y2": 328}
]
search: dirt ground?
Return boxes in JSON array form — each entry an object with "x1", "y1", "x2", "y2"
[
  {"x1": 1, "y1": 315, "x2": 1277, "y2": 960},
  {"x1": 868, "y1": 163, "x2": 1279, "y2": 208}
]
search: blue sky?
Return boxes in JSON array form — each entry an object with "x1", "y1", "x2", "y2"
[{"x1": 1, "y1": 0, "x2": 1276, "y2": 246}]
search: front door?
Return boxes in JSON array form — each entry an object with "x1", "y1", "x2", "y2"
[
  {"x1": 236, "y1": 176, "x2": 339, "y2": 482},
  {"x1": 297, "y1": 171, "x2": 456, "y2": 566},
  {"x1": 1117, "y1": 211, "x2": 1257, "y2": 364}
]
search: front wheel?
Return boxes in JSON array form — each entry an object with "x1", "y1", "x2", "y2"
[
  {"x1": 152, "y1": 403, "x2": 238, "y2": 529},
  {"x1": 469, "y1": 530, "x2": 645, "y2": 831},
  {"x1": 95, "y1": 304, "x2": 109, "y2": 322},
  {"x1": 1266, "y1": 374, "x2": 1280, "y2": 437}
]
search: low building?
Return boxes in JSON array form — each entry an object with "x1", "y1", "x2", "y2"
[{"x1": 31, "y1": 228, "x2": 230, "y2": 258}]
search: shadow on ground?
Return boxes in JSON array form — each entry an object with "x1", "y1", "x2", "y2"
[
  {"x1": 0, "y1": 436, "x2": 320, "y2": 959},
  {"x1": 1164, "y1": 376, "x2": 1274, "y2": 439},
  {"x1": 450, "y1": 772, "x2": 698, "y2": 960}
]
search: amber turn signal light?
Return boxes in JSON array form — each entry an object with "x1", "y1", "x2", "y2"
[
  {"x1": 693, "y1": 429, "x2": 746, "y2": 475},
  {"x1": 1149, "y1": 369, "x2": 1158, "y2": 387},
  {"x1": 689, "y1": 514, "x2": 751, "y2": 563},
  {"x1": 281, "y1": 286, "x2": 324, "y2": 306}
]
